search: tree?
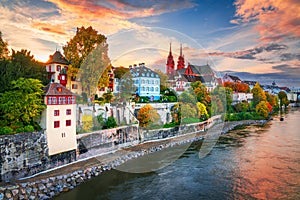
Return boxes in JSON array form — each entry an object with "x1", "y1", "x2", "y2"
[
  {"x1": 77, "y1": 42, "x2": 110, "y2": 97},
  {"x1": 0, "y1": 49, "x2": 48, "y2": 93},
  {"x1": 178, "y1": 91, "x2": 197, "y2": 104},
  {"x1": 63, "y1": 26, "x2": 107, "y2": 70},
  {"x1": 171, "y1": 103, "x2": 181, "y2": 124},
  {"x1": 255, "y1": 101, "x2": 269, "y2": 118},
  {"x1": 137, "y1": 104, "x2": 160, "y2": 127},
  {"x1": 196, "y1": 102, "x2": 208, "y2": 120},
  {"x1": 181, "y1": 103, "x2": 197, "y2": 119},
  {"x1": 251, "y1": 82, "x2": 266, "y2": 107},
  {"x1": 154, "y1": 69, "x2": 169, "y2": 92},
  {"x1": 278, "y1": 91, "x2": 289, "y2": 109},
  {"x1": 0, "y1": 78, "x2": 46, "y2": 128},
  {"x1": 98, "y1": 64, "x2": 112, "y2": 90},
  {"x1": 0, "y1": 31, "x2": 9, "y2": 60},
  {"x1": 114, "y1": 67, "x2": 129, "y2": 79},
  {"x1": 103, "y1": 116, "x2": 117, "y2": 129},
  {"x1": 114, "y1": 71, "x2": 136, "y2": 102},
  {"x1": 102, "y1": 92, "x2": 114, "y2": 103},
  {"x1": 190, "y1": 81, "x2": 211, "y2": 106}
]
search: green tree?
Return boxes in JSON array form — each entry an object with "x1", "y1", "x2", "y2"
[
  {"x1": 114, "y1": 67, "x2": 129, "y2": 79},
  {"x1": 251, "y1": 82, "x2": 266, "y2": 108},
  {"x1": 104, "y1": 116, "x2": 117, "y2": 129},
  {"x1": 178, "y1": 91, "x2": 197, "y2": 104},
  {"x1": 181, "y1": 103, "x2": 197, "y2": 119},
  {"x1": 77, "y1": 41, "x2": 110, "y2": 97},
  {"x1": 154, "y1": 69, "x2": 169, "y2": 92},
  {"x1": 137, "y1": 104, "x2": 160, "y2": 127},
  {"x1": 255, "y1": 101, "x2": 269, "y2": 118},
  {"x1": 278, "y1": 91, "x2": 289, "y2": 109},
  {"x1": 0, "y1": 49, "x2": 48, "y2": 93},
  {"x1": 63, "y1": 26, "x2": 107, "y2": 71},
  {"x1": 0, "y1": 31, "x2": 9, "y2": 60},
  {"x1": 0, "y1": 78, "x2": 46, "y2": 128}
]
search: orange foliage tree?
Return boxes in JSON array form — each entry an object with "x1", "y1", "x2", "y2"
[{"x1": 137, "y1": 104, "x2": 160, "y2": 127}]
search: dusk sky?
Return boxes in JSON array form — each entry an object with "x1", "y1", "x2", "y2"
[{"x1": 0, "y1": 0, "x2": 299, "y2": 87}]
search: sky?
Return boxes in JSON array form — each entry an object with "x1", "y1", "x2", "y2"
[{"x1": 0, "y1": 0, "x2": 300, "y2": 87}]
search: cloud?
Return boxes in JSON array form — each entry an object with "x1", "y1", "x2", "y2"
[
  {"x1": 208, "y1": 43, "x2": 288, "y2": 60},
  {"x1": 233, "y1": 0, "x2": 300, "y2": 41}
]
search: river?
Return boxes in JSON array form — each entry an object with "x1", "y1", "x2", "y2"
[{"x1": 55, "y1": 108, "x2": 300, "y2": 200}]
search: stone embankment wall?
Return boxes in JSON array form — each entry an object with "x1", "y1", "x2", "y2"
[
  {"x1": 0, "y1": 131, "x2": 76, "y2": 183},
  {"x1": 221, "y1": 120, "x2": 267, "y2": 134},
  {"x1": 76, "y1": 124, "x2": 139, "y2": 159},
  {"x1": 0, "y1": 131, "x2": 48, "y2": 182},
  {"x1": 142, "y1": 115, "x2": 222, "y2": 141}
]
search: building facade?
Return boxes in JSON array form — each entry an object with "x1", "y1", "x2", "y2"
[{"x1": 40, "y1": 83, "x2": 77, "y2": 156}]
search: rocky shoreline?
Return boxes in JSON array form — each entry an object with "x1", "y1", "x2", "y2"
[{"x1": 0, "y1": 119, "x2": 267, "y2": 200}]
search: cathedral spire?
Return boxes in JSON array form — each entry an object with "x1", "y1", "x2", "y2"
[
  {"x1": 166, "y1": 42, "x2": 175, "y2": 76},
  {"x1": 177, "y1": 44, "x2": 185, "y2": 70}
]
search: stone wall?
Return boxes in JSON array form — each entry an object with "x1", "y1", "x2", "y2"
[
  {"x1": 0, "y1": 131, "x2": 77, "y2": 182},
  {"x1": 0, "y1": 131, "x2": 48, "y2": 182},
  {"x1": 76, "y1": 124, "x2": 139, "y2": 159},
  {"x1": 142, "y1": 115, "x2": 222, "y2": 141}
]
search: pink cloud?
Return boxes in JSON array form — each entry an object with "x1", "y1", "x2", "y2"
[{"x1": 233, "y1": 0, "x2": 300, "y2": 41}]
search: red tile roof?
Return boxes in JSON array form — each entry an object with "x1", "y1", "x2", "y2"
[{"x1": 44, "y1": 82, "x2": 74, "y2": 96}]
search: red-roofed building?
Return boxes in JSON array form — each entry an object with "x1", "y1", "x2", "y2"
[{"x1": 40, "y1": 82, "x2": 77, "y2": 156}]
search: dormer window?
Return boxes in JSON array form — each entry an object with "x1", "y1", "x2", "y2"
[{"x1": 57, "y1": 87, "x2": 62, "y2": 92}]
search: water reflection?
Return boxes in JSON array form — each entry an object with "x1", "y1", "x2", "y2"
[{"x1": 55, "y1": 109, "x2": 300, "y2": 200}]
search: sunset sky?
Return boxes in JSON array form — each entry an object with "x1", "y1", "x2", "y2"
[{"x1": 0, "y1": 0, "x2": 299, "y2": 87}]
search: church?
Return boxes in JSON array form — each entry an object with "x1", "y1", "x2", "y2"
[{"x1": 166, "y1": 43, "x2": 219, "y2": 92}]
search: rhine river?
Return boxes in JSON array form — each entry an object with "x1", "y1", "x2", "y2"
[{"x1": 55, "y1": 108, "x2": 300, "y2": 200}]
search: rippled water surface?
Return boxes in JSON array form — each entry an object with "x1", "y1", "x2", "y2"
[{"x1": 56, "y1": 108, "x2": 300, "y2": 200}]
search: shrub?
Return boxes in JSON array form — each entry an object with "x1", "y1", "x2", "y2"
[
  {"x1": 82, "y1": 114, "x2": 93, "y2": 132},
  {"x1": 16, "y1": 127, "x2": 24, "y2": 133},
  {"x1": 24, "y1": 125, "x2": 34, "y2": 132},
  {"x1": 0, "y1": 127, "x2": 13, "y2": 135},
  {"x1": 104, "y1": 116, "x2": 117, "y2": 129}
]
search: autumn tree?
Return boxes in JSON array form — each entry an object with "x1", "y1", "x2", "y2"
[
  {"x1": 190, "y1": 81, "x2": 211, "y2": 107},
  {"x1": 0, "y1": 31, "x2": 9, "y2": 60},
  {"x1": 223, "y1": 81, "x2": 250, "y2": 93},
  {"x1": 63, "y1": 26, "x2": 106, "y2": 69},
  {"x1": 196, "y1": 102, "x2": 208, "y2": 120},
  {"x1": 0, "y1": 78, "x2": 46, "y2": 128},
  {"x1": 77, "y1": 42, "x2": 110, "y2": 97},
  {"x1": 98, "y1": 64, "x2": 112, "y2": 90},
  {"x1": 251, "y1": 82, "x2": 266, "y2": 108},
  {"x1": 255, "y1": 101, "x2": 269, "y2": 118},
  {"x1": 137, "y1": 104, "x2": 160, "y2": 127}
]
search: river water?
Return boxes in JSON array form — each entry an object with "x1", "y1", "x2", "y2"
[{"x1": 56, "y1": 108, "x2": 300, "y2": 200}]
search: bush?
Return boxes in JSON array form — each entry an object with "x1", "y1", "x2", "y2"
[
  {"x1": 16, "y1": 127, "x2": 24, "y2": 133},
  {"x1": 0, "y1": 127, "x2": 13, "y2": 135},
  {"x1": 24, "y1": 125, "x2": 34, "y2": 132},
  {"x1": 104, "y1": 116, "x2": 117, "y2": 129},
  {"x1": 82, "y1": 114, "x2": 93, "y2": 132},
  {"x1": 167, "y1": 96, "x2": 177, "y2": 102}
]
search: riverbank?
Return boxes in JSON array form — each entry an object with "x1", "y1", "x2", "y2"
[{"x1": 0, "y1": 119, "x2": 267, "y2": 199}]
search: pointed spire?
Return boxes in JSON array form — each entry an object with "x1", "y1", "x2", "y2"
[
  {"x1": 180, "y1": 43, "x2": 182, "y2": 56},
  {"x1": 169, "y1": 42, "x2": 172, "y2": 55}
]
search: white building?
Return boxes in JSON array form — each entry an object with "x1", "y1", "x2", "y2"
[
  {"x1": 40, "y1": 83, "x2": 77, "y2": 156},
  {"x1": 114, "y1": 63, "x2": 161, "y2": 101},
  {"x1": 232, "y1": 92, "x2": 253, "y2": 104}
]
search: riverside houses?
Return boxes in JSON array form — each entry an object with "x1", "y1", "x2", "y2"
[
  {"x1": 114, "y1": 63, "x2": 161, "y2": 101},
  {"x1": 40, "y1": 82, "x2": 77, "y2": 156}
]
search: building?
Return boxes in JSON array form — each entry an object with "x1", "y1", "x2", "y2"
[
  {"x1": 45, "y1": 51, "x2": 82, "y2": 94},
  {"x1": 40, "y1": 82, "x2": 77, "y2": 156},
  {"x1": 114, "y1": 63, "x2": 160, "y2": 100},
  {"x1": 223, "y1": 74, "x2": 242, "y2": 83}
]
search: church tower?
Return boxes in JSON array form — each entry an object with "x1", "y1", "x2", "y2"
[
  {"x1": 177, "y1": 44, "x2": 185, "y2": 70},
  {"x1": 166, "y1": 43, "x2": 175, "y2": 76}
]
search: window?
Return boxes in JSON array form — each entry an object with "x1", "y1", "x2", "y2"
[
  {"x1": 155, "y1": 80, "x2": 158, "y2": 84},
  {"x1": 71, "y1": 96, "x2": 75, "y2": 104},
  {"x1": 72, "y1": 84, "x2": 78, "y2": 89},
  {"x1": 155, "y1": 87, "x2": 158, "y2": 91},
  {"x1": 47, "y1": 97, "x2": 52, "y2": 104},
  {"x1": 152, "y1": 80, "x2": 154, "y2": 84},
  {"x1": 52, "y1": 97, "x2": 57, "y2": 104},
  {"x1": 56, "y1": 65, "x2": 61, "y2": 71},
  {"x1": 146, "y1": 87, "x2": 149, "y2": 91},
  {"x1": 62, "y1": 132, "x2": 66, "y2": 137},
  {"x1": 67, "y1": 96, "x2": 71, "y2": 104},
  {"x1": 58, "y1": 97, "x2": 66, "y2": 104},
  {"x1": 66, "y1": 120, "x2": 71, "y2": 126},
  {"x1": 142, "y1": 87, "x2": 145, "y2": 91},
  {"x1": 151, "y1": 87, "x2": 154, "y2": 91},
  {"x1": 142, "y1": 80, "x2": 145, "y2": 84},
  {"x1": 54, "y1": 110, "x2": 59, "y2": 116},
  {"x1": 66, "y1": 109, "x2": 71, "y2": 115},
  {"x1": 54, "y1": 121, "x2": 60, "y2": 128}
]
